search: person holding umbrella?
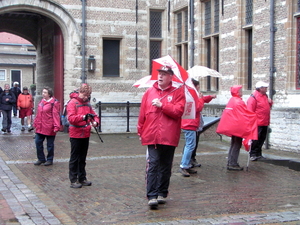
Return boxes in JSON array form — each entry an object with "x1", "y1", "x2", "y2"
[
  {"x1": 216, "y1": 85, "x2": 257, "y2": 171},
  {"x1": 137, "y1": 65, "x2": 186, "y2": 209}
]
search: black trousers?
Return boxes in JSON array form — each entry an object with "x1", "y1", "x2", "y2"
[
  {"x1": 250, "y1": 126, "x2": 268, "y2": 157},
  {"x1": 146, "y1": 144, "x2": 175, "y2": 200},
  {"x1": 191, "y1": 131, "x2": 201, "y2": 160},
  {"x1": 69, "y1": 137, "x2": 89, "y2": 183}
]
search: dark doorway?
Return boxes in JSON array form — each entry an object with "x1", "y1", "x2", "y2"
[{"x1": 11, "y1": 70, "x2": 21, "y2": 88}]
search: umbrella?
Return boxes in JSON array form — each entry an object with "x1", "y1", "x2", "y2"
[
  {"x1": 187, "y1": 65, "x2": 222, "y2": 78},
  {"x1": 151, "y1": 55, "x2": 197, "y2": 119},
  {"x1": 151, "y1": 55, "x2": 189, "y2": 83},
  {"x1": 133, "y1": 75, "x2": 155, "y2": 88}
]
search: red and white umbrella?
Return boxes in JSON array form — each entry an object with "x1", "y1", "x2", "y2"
[{"x1": 133, "y1": 75, "x2": 155, "y2": 88}]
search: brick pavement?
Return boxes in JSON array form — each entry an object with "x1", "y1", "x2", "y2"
[{"x1": 0, "y1": 117, "x2": 300, "y2": 224}]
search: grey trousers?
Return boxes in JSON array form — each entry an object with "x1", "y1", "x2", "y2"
[{"x1": 227, "y1": 136, "x2": 242, "y2": 166}]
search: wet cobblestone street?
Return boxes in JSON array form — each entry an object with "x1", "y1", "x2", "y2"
[{"x1": 0, "y1": 116, "x2": 300, "y2": 224}]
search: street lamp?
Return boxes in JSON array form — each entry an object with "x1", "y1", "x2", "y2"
[{"x1": 88, "y1": 55, "x2": 96, "y2": 72}]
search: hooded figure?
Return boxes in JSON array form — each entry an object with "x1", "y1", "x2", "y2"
[{"x1": 216, "y1": 85, "x2": 257, "y2": 171}]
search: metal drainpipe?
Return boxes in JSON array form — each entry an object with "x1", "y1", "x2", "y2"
[
  {"x1": 81, "y1": 0, "x2": 86, "y2": 84},
  {"x1": 190, "y1": 0, "x2": 195, "y2": 68},
  {"x1": 266, "y1": 0, "x2": 276, "y2": 149}
]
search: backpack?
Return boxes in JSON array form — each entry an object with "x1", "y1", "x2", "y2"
[{"x1": 61, "y1": 99, "x2": 71, "y2": 132}]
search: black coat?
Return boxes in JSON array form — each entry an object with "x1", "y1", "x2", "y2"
[{"x1": 0, "y1": 91, "x2": 16, "y2": 111}]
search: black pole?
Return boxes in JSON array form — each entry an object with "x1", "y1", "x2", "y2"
[
  {"x1": 126, "y1": 101, "x2": 130, "y2": 132},
  {"x1": 98, "y1": 101, "x2": 102, "y2": 132}
]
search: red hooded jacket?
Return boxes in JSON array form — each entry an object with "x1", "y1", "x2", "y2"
[
  {"x1": 137, "y1": 82, "x2": 185, "y2": 147},
  {"x1": 216, "y1": 85, "x2": 258, "y2": 140},
  {"x1": 67, "y1": 95, "x2": 99, "y2": 139},
  {"x1": 247, "y1": 90, "x2": 272, "y2": 126},
  {"x1": 33, "y1": 97, "x2": 61, "y2": 135}
]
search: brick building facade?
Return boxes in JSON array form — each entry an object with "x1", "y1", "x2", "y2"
[{"x1": 0, "y1": 0, "x2": 299, "y2": 152}]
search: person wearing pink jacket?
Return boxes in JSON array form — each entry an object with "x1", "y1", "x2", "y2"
[
  {"x1": 217, "y1": 85, "x2": 257, "y2": 170},
  {"x1": 33, "y1": 87, "x2": 60, "y2": 166}
]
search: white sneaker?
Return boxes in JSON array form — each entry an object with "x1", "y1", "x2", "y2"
[
  {"x1": 157, "y1": 196, "x2": 166, "y2": 204},
  {"x1": 148, "y1": 199, "x2": 158, "y2": 207}
]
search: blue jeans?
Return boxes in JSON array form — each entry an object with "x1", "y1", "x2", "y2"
[
  {"x1": 180, "y1": 129, "x2": 196, "y2": 169},
  {"x1": 1, "y1": 110, "x2": 12, "y2": 130},
  {"x1": 35, "y1": 133, "x2": 56, "y2": 162}
]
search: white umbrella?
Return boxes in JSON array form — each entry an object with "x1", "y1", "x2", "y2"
[{"x1": 187, "y1": 65, "x2": 222, "y2": 78}]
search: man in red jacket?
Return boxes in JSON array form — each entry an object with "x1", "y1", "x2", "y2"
[
  {"x1": 247, "y1": 81, "x2": 273, "y2": 161},
  {"x1": 17, "y1": 86, "x2": 34, "y2": 131},
  {"x1": 67, "y1": 83, "x2": 99, "y2": 188},
  {"x1": 179, "y1": 79, "x2": 204, "y2": 177},
  {"x1": 137, "y1": 65, "x2": 185, "y2": 209},
  {"x1": 216, "y1": 85, "x2": 257, "y2": 171}
]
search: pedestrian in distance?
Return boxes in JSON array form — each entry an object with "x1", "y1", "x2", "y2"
[
  {"x1": 0, "y1": 83, "x2": 16, "y2": 133},
  {"x1": 33, "y1": 86, "x2": 61, "y2": 166},
  {"x1": 190, "y1": 83, "x2": 217, "y2": 168},
  {"x1": 67, "y1": 83, "x2": 99, "y2": 189},
  {"x1": 179, "y1": 79, "x2": 204, "y2": 177},
  {"x1": 17, "y1": 86, "x2": 34, "y2": 132},
  {"x1": 137, "y1": 65, "x2": 186, "y2": 209},
  {"x1": 10, "y1": 81, "x2": 22, "y2": 117},
  {"x1": 247, "y1": 81, "x2": 273, "y2": 161},
  {"x1": 216, "y1": 85, "x2": 257, "y2": 171}
]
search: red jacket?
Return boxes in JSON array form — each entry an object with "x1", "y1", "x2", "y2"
[
  {"x1": 181, "y1": 94, "x2": 215, "y2": 130},
  {"x1": 247, "y1": 90, "x2": 272, "y2": 126},
  {"x1": 216, "y1": 86, "x2": 258, "y2": 140},
  {"x1": 181, "y1": 95, "x2": 204, "y2": 131},
  {"x1": 33, "y1": 97, "x2": 61, "y2": 136},
  {"x1": 67, "y1": 96, "x2": 99, "y2": 138},
  {"x1": 137, "y1": 82, "x2": 186, "y2": 147}
]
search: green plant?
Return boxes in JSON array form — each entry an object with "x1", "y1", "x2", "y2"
[{"x1": 30, "y1": 84, "x2": 36, "y2": 90}]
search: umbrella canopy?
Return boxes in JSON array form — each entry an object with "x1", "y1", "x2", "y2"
[
  {"x1": 151, "y1": 55, "x2": 189, "y2": 83},
  {"x1": 133, "y1": 75, "x2": 155, "y2": 88},
  {"x1": 187, "y1": 65, "x2": 222, "y2": 79}
]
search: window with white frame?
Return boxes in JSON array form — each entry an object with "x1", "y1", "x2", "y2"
[{"x1": 0, "y1": 70, "x2": 6, "y2": 81}]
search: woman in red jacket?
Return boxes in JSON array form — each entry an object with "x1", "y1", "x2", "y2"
[
  {"x1": 216, "y1": 85, "x2": 257, "y2": 171},
  {"x1": 33, "y1": 87, "x2": 60, "y2": 166},
  {"x1": 67, "y1": 83, "x2": 99, "y2": 188},
  {"x1": 137, "y1": 65, "x2": 185, "y2": 208}
]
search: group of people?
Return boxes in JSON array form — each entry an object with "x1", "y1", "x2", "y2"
[
  {"x1": 137, "y1": 65, "x2": 272, "y2": 209},
  {"x1": 32, "y1": 84, "x2": 99, "y2": 189},
  {"x1": 2, "y1": 68, "x2": 272, "y2": 210},
  {"x1": 0, "y1": 82, "x2": 34, "y2": 133},
  {"x1": 1, "y1": 82, "x2": 99, "y2": 189}
]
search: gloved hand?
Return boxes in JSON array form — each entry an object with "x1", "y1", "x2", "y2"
[{"x1": 83, "y1": 113, "x2": 95, "y2": 121}]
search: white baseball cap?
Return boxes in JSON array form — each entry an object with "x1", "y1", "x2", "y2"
[{"x1": 255, "y1": 81, "x2": 269, "y2": 88}]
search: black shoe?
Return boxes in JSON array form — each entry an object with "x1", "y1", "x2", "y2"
[
  {"x1": 28, "y1": 127, "x2": 34, "y2": 132},
  {"x1": 70, "y1": 182, "x2": 82, "y2": 188},
  {"x1": 80, "y1": 180, "x2": 92, "y2": 186},
  {"x1": 186, "y1": 168, "x2": 197, "y2": 174},
  {"x1": 7, "y1": 129, "x2": 11, "y2": 133},
  {"x1": 179, "y1": 168, "x2": 190, "y2": 177},
  {"x1": 191, "y1": 159, "x2": 201, "y2": 168},
  {"x1": 44, "y1": 161, "x2": 53, "y2": 166},
  {"x1": 257, "y1": 156, "x2": 267, "y2": 160},
  {"x1": 227, "y1": 165, "x2": 244, "y2": 171},
  {"x1": 34, "y1": 160, "x2": 46, "y2": 165},
  {"x1": 1, "y1": 128, "x2": 6, "y2": 132}
]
